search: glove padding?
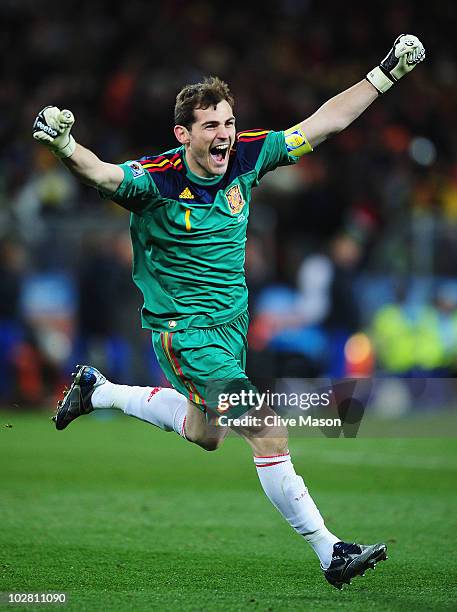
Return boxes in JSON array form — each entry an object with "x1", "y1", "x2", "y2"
[
  {"x1": 33, "y1": 106, "x2": 76, "y2": 158},
  {"x1": 367, "y1": 34, "x2": 425, "y2": 94}
]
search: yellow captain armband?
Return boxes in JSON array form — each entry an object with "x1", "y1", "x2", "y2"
[{"x1": 284, "y1": 124, "x2": 313, "y2": 157}]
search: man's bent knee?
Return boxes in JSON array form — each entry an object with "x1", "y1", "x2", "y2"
[
  {"x1": 184, "y1": 400, "x2": 227, "y2": 451},
  {"x1": 187, "y1": 433, "x2": 225, "y2": 452}
]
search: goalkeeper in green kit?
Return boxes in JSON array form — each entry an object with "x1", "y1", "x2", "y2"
[{"x1": 33, "y1": 35, "x2": 424, "y2": 589}]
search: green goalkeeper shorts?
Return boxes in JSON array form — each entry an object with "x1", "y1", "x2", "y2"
[{"x1": 152, "y1": 310, "x2": 257, "y2": 415}]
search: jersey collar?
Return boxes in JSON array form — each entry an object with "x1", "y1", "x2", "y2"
[{"x1": 182, "y1": 149, "x2": 224, "y2": 186}]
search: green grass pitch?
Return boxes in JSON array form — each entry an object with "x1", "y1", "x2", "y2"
[{"x1": 1, "y1": 411, "x2": 456, "y2": 611}]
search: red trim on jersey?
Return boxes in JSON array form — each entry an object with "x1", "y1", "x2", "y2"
[
  {"x1": 139, "y1": 155, "x2": 166, "y2": 165},
  {"x1": 256, "y1": 460, "x2": 288, "y2": 468},
  {"x1": 167, "y1": 333, "x2": 205, "y2": 406},
  {"x1": 160, "y1": 332, "x2": 189, "y2": 401},
  {"x1": 140, "y1": 153, "x2": 183, "y2": 173},
  {"x1": 145, "y1": 163, "x2": 183, "y2": 173},
  {"x1": 140, "y1": 153, "x2": 180, "y2": 164},
  {"x1": 237, "y1": 128, "x2": 268, "y2": 135},
  {"x1": 238, "y1": 134, "x2": 269, "y2": 142},
  {"x1": 237, "y1": 129, "x2": 270, "y2": 142}
]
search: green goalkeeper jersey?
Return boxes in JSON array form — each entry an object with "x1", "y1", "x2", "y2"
[{"x1": 107, "y1": 129, "x2": 298, "y2": 331}]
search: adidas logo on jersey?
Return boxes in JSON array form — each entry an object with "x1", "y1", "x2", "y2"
[{"x1": 179, "y1": 187, "x2": 194, "y2": 199}]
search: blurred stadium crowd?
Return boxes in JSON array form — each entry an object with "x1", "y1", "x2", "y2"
[{"x1": 2, "y1": 0, "x2": 457, "y2": 406}]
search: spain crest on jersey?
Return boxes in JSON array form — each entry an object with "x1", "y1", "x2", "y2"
[{"x1": 225, "y1": 184, "x2": 245, "y2": 215}]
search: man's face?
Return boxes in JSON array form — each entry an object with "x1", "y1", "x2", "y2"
[{"x1": 176, "y1": 100, "x2": 236, "y2": 178}]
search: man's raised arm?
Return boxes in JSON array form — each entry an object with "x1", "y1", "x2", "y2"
[
  {"x1": 32, "y1": 106, "x2": 123, "y2": 195},
  {"x1": 284, "y1": 34, "x2": 425, "y2": 154}
]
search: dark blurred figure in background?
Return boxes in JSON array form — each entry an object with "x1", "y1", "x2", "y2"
[
  {"x1": 77, "y1": 230, "x2": 154, "y2": 384},
  {"x1": 311, "y1": 231, "x2": 363, "y2": 376},
  {"x1": 77, "y1": 232, "x2": 129, "y2": 380},
  {"x1": 0, "y1": 238, "x2": 26, "y2": 400},
  {"x1": 249, "y1": 229, "x2": 365, "y2": 379},
  {"x1": 0, "y1": 238, "x2": 50, "y2": 404}
]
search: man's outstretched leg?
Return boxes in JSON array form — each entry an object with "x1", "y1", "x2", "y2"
[
  {"x1": 53, "y1": 365, "x2": 228, "y2": 450},
  {"x1": 54, "y1": 365, "x2": 187, "y2": 437},
  {"x1": 232, "y1": 405, "x2": 387, "y2": 589}
]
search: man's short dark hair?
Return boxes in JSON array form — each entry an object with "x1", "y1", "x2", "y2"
[{"x1": 174, "y1": 76, "x2": 235, "y2": 129}]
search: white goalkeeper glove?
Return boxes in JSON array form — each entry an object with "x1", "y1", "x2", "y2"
[
  {"x1": 366, "y1": 34, "x2": 425, "y2": 94},
  {"x1": 32, "y1": 106, "x2": 76, "y2": 158}
]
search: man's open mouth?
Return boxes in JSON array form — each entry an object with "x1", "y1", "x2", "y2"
[{"x1": 210, "y1": 143, "x2": 229, "y2": 163}]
